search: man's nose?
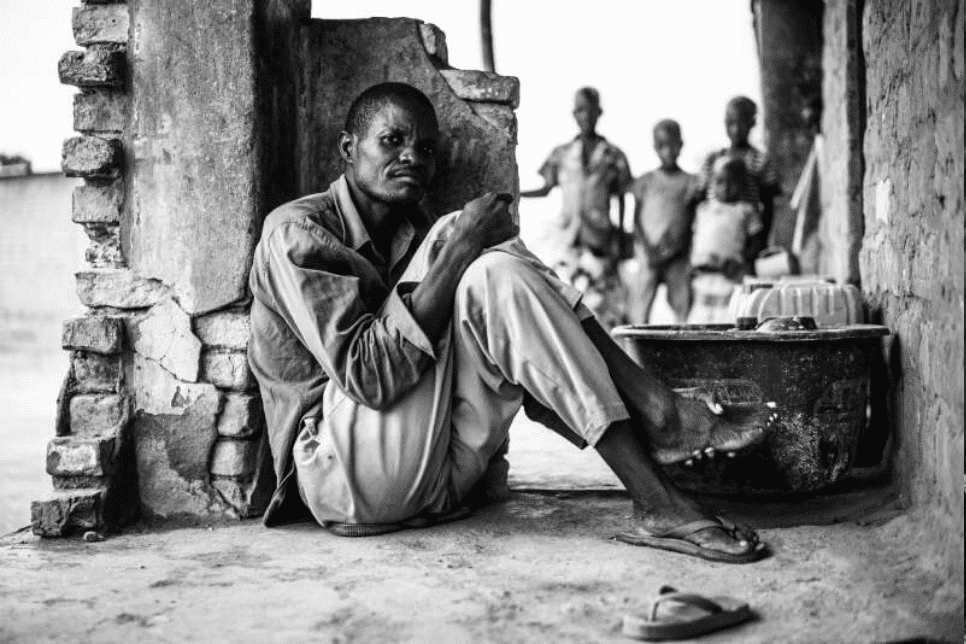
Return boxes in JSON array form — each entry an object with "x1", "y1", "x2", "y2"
[{"x1": 398, "y1": 144, "x2": 424, "y2": 166}]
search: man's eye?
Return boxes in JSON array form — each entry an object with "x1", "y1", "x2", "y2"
[
  {"x1": 382, "y1": 135, "x2": 401, "y2": 146},
  {"x1": 420, "y1": 145, "x2": 437, "y2": 156}
]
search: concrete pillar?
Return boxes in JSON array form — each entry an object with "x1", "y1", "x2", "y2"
[{"x1": 753, "y1": 0, "x2": 824, "y2": 248}]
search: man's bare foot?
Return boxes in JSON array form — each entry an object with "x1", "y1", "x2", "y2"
[
  {"x1": 617, "y1": 502, "x2": 767, "y2": 562},
  {"x1": 651, "y1": 395, "x2": 779, "y2": 466}
]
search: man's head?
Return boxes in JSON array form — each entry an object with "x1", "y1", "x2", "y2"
[
  {"x1": 711, "y1": 156, "x2": 747, "y2": 203},
  {"x1": 724, "y1": 96, "x2": 757, "y2": 147},
  {"x1": 652, "y1": 119, "x2": 683, "y2": 169},
  {"x1": 339, "y1": 82, "x2": 440, "y2": 206},
  {"x1": 572, "y1": 87, "x2": 602, "y2": 136}
]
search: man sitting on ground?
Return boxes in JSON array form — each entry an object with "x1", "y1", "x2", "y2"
[{"x1": 248, "y1": 82, "x2": 777, "y2": 563}]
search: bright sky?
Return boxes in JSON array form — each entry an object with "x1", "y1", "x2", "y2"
[{"x1": 1, "y1": 0, "x2": 761, "y2": 179}]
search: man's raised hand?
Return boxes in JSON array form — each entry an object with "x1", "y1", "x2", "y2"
[{"x1": 451, "y1": 192, "x2": 519, "y2": 257}]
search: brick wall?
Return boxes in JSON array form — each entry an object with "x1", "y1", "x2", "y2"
[{"x1": 861, "y1": 0, "x2": 964, "y2": 578}]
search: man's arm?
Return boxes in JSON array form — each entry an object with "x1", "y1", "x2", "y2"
[
  {"x1": 408, "y1": 193, "x2": 518, "y2": 341},
  {"x1": 520, "y1": 183, "x2": 553, "y2": 198}
]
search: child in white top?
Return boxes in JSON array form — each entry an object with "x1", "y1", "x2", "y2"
[{"x1": 687, "y1": 157, "x2": 762, "y2": 324}]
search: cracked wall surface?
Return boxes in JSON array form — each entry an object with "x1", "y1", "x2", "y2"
[{"x1": 858, "y1": 0, "x2": 964, "y2": 581}]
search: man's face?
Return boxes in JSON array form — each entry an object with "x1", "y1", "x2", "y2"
[
  {"x1": 343, "y1": 100, "x2": 439, "y2": 205},
  {"x1": 725, "y1": 105, "x2": 754, "y2": 146},
  {"x1": 653, "y1": 129, "x2": 682, "y2": 168},
  {"x1": 572, "y1": 94, "x2": 600, "y2": 136}
]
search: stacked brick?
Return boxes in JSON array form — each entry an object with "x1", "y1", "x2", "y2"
[{"x1": 31, "y1": 1, "x2": 134, "y2": 537}]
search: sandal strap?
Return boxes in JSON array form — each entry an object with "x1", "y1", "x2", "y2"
[
  {"x1": 658, "y1": 518, "x2": 724, "y2": 540},
  {"x1": 650, "y1": 592, "x2": 725, "y2": 621}
]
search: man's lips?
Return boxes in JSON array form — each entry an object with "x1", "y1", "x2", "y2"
[{"x1": 389, "y1": 169, "x2": 426, "y2": 184}]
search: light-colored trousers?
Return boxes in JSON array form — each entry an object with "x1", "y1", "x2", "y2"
[{"x1": 294, "y1": 213, "x2": 630, "y2": 525}]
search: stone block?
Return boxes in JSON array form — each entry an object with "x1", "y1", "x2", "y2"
[
  {"x1": 217, "y1": 393, "x2": 264, "y2": 438},
  {"x1": 131, "y1": 356, "x2": 222, "y2": 517},
  {"x1": 439, "y1": 69, "x2": 520, "y2": 108},
  {"x1": 209, "y1": 439, "x2": 258, "y2": 477},
  {"x1": 468, "y1": 103, "x2": 517, "y2": 143},
  {"x1": 62, "y1": 315, "x2": 123, "y2": 354},
  {"x1": 62, "y1": 136, "x2": 122, "y2": 179},
  {"x1": 74, "y1": 89, "x2": 128, "y2": 133},
  {"x1": 76, "y1": 269, "x2": 168, "y2": 309},
  {"x1": 73, "y1": 4, "x2": 129, "y2": 46},
  {"x1": 47, "y1": 435, "x2": 117, "y2": 477},
  {"x1": 419, "y1": 22, "x2": 448, "y2": 65},
  {"x1": 202, "y1": 351, "x2": 253, "y2": 390},
  {"x1": 69, "y1": 394, "x2": 128, "y2": 436},
  {"x1": 73, "y1": 180, "x2": 122, "y2": 224},
  {"x1": 127, "y1": 299, "x2": 202, "y2": 381},
  {"x1": 84, "y1": 223, "x2": 125, "y2": 268},
  {"x1": 58, "y1": 46, "x2": 125, "y2": 88},
  {"x1": 31, "y1": 489, "x2": 103, "y2": 537},
  {"x1": 194, "y1": 311, "x2": 250, "y2": 350},
  {"x1": 73, "y1": 352, "x2": 122, "y2": 393}
]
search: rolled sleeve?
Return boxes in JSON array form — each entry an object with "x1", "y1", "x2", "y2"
[{"x1": 264, "y1": 223, "x2": 434, "y2": 410}]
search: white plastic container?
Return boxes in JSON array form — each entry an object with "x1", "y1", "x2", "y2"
[{"x1": 727, "y1": 277, "x2": 865, "y2": 327}]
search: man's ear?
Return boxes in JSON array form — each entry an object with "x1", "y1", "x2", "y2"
[{"x1": 338, "y1": 131, "x2": 354, "y2": 164}]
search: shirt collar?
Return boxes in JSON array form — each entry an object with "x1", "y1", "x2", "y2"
[
  {"x1": 330, "y1": 175, "x2": 373, "y2": 252},
  {"x1": 329, "y1": 174, "x2": 423, "y2": 274}
]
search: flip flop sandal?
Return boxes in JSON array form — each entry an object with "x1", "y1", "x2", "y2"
[
  {"x1": 622, "y1": 585, "x2": 755, "y2": 641},
  {"x1": 325, "y1": 505, "x2": 473, "y2": 538},
  {"x1": 615, "y1": 516, "x2": 768, "y2": 564}
]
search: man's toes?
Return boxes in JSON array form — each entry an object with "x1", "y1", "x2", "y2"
[
  {"x1": 684, "y1": 458, "x2": 694, "y2": 467},
  {"x1": 704, "y1": 447, "x2": 716, "y2": 458},
  {"x1": 766, "y1": 401, "x2": 777, "y2": 409}
]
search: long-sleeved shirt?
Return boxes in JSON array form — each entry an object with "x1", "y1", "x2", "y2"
[{"x1": 248, "y1": 175, "x2": 436, "y2": 525}]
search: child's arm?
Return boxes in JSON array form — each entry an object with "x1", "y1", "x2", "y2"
[{"x1": 521, "y1": 148, "x2": 560, "y2": 198}]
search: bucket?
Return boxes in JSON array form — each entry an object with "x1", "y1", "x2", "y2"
[{"x1": 612, "y1": 322, "x2": 889, "y2": 494}]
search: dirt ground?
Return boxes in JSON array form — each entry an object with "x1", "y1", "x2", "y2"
[{"x1": 1, "y1": 486, "x2": 962, "y2": 644}]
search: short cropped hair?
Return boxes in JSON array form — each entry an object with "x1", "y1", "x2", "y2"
[
  {"x1": 653, "y1": 119, "x2": 682, "y2": 141},
  {"x1": 726, "y1": 96, "x2": 757, "y2": 120},
  {"x1": 712, "y1": 156, "x2": 749, "y2": 191},
  {"x1": 575, "y1": 86, "x2": 601, "y2": 109},
  {"x1": 343, "y1": 82, "x2": 437, "y2": 136}
]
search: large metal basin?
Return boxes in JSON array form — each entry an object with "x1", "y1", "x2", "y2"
[{"x1": 612, "y1": 323, "x2": 890, "y2": 494}]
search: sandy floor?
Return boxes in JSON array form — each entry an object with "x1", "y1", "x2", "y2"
[{"x1": 1, "y1": 490, "x2": 962, "y2": 644}]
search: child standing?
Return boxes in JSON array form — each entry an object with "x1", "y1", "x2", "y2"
[
  {"x1": 628, "y1": 119, "x2": 702, "y2": 324},
  {"x1": 688, "y1": 157, "x2": 763, "y2": 324},
  {"x1": 699, "y1": 96, "x2": 781, "y2": 265}
]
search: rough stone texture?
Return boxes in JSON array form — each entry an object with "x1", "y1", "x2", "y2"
[
  {"x1": 193, "y1": 311, "x2": 250, "y2": 350},
  {"x1": 209, "y1": 439, "x2": 258, "y2": 477},
  {"x1": 74, "y1": 89, "x2": 128, "y2": 133},
  {"x1": 68, "y1": 394, "x2": 128, "y2": 436},
  {"x1": 754, "y1": 0, "x2": 824, "y2": 248},
  {"x1": 201, "y1": 351, "x2": 253, "y2": 391},
  {"x1": 30, "y1": 489, "x2": 102, "y2": 537},
  {"x1": 418, "y1": 22, "x2": 448, "y2": 66},
  {"x1": 73, "y1": 4, "x2": 129, "y2": 46},
  {"x1": 58, "y1": 46, "x2": 125, "y2": 88},
  {"x1": 72, "y1": 352, "x2": 122, "y2": 393},
  {"x1": 76, "y1": 269, "x2": 168, "y2": 309},
  {"x1": 131, "y1": 356, "x2": 225, "y2": 518},
  {"x1": 73, "y1": 180, "x2": 123, "y2": 224},
  {"x1": 127, "y1": 0, "x2": 267, "y2": 314},
  {"x1": 217, "y1": 393, "x2": 264, "y2": 438},
  {"x1": 299, "y1": 19, "x2": 519, "y2": 220},
  {"x1": 859, "y1": 0, "x2": 965, "y2": 583},
  {"x1": 126, "y1": 298, "x2": 202, "y2": 382},
  {"x1": 83, "y1": 223, "x2": 125, "y2": 268},
  {"x1": 61, "y1": 315, "x2": 123, "y2": 354},
  {"x1": 62, "y1": 136, "x2": 122, "y2": 179},
  {"x1": 439, "y1": 69, "x2": 521, "y2": 108},
  {"x1": 468, "y1": 103, "x2": 518, "y2": 144},
  {"x1": 819, "y1": 0, "x2": 865, "y2": 285},
  {"x1": 46, "y1": 435, "x2": 117, "y2": 477}
]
